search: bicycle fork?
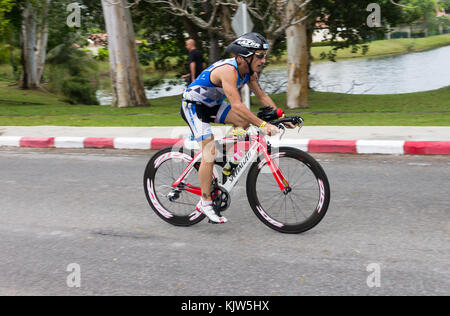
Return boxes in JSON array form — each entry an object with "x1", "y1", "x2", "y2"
[{"x1": 260, "y1": 145, "x2": 291, "y2": 194}]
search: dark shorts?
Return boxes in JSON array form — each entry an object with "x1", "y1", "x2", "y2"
[{"x1": 180, "y1": 100, "x2": 231, "y2": 142}]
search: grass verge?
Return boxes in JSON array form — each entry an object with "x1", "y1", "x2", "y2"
[{"x1": 0, "y1": 81, "x2": 449, "y2": 126}]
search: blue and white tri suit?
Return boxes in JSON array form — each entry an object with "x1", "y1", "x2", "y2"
[{"x1": 180, "y1": 58, "x2": 250, "y2": 142}]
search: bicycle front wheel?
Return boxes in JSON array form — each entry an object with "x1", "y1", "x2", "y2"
[{"x1": 246, "y1": 147, "x2": 330, "y2": 234}]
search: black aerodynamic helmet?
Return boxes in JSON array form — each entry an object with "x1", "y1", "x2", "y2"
[{"x1": 225, "y1": 32, "x2": 269, "y2": 58}]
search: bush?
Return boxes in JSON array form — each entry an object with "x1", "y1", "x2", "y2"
[
  {"x1": 391, "y1": 32, "x2": 410, "y2": 39},
  {"x1": 0, "y1": 45, "x2": 9, "y2": 65},
  {"x1": 95, "y1": 48, "x2": 109, "y2": 61},
  {"x1": 411, "y1": 32, "x2": 426, "y2": 38},
  {"x1": 46, "y1": 44, "x2": 100, "y2": 105},
  {"x1": 143, "y1": 77, "x2": 163, "y2": 89},
  {"x1": 311, "y1": 41, "x2": 335, "y2": 47},
  {"x1": 137, "y1": 42, "x2": 156, "y2": 66},
  {"x1": 62, "y1": 76, "x2": 98, "y2": 105}
]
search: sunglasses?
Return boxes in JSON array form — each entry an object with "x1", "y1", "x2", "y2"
[{"x1": 254, "y1": 53, "x2": 267, "y2": 59}]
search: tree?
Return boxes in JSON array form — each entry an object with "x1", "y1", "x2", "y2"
[
  {"x1": 286, "y1": 0, "x2": 309, "y2": 108},
  {"x1": 396, "y1": 0, "x2": 441, "y2": 36},
  {"x1": 438, "y1": 0, "x2": 450, "y2": 11},
  {"x1": 132, "y1": 2, "x2": 193, "y2": 72},
  {"x1": 0, "y1": 0, "x2": 15, "y2": 37},
  {"x1": 140, "y1": 0, "x2": 309, "y2": 54},
  {"x1": 36, "y1": 0, "x2": 50, "y2": 83},
  {"x1": 101, "y1": 0, "x2": 148, "y2": 108},
  {"x1": 21, "y1": 0, "x2": 38, "y2": 89},
  {"x1": 46, "y1": 0, "x2": 105, "y2": 51},
  {"x1": 0, "y1": 0, "x2": 19, "y2": 79},
  {"x1": 17, "y1": 0, "x2": 51, "y2": 90}
]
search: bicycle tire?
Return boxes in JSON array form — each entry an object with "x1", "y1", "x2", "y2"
[
  {"x1": 144, "y1": 146, "x2": 206, "y2": 226},
  {"x1": 246, "y1": 147, "x2": 330, "y2": 234}
]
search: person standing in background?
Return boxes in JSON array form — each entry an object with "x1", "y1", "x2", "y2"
[{"x1": 181, "y1": 39, "x2": 205, "y2": 85}]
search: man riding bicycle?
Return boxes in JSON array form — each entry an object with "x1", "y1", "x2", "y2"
[{"x1": 180, "y1": 32, "x2": 293, "y2": 224}]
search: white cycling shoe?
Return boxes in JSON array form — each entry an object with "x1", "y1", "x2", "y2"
[{"x1": 196, "y1": 200, "x2": 228, "y2": 224}]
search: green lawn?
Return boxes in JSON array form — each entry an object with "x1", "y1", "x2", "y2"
[{"x1": 0, "y1": 81, "x2": 448, "y2": 126}]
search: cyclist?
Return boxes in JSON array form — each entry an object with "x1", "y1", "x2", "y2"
[{"x1": 180, "y1": 32, "x2": 290, "y2": 224}]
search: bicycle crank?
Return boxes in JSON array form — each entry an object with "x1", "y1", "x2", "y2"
[{"x1": 211, "y1": 185, "x2": 231, "y2": 213}]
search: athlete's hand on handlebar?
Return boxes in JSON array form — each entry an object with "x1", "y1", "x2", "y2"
[
  {"x1": 257, "y1": 106, "x2": 298, "y2": 129},
  {"x1": 283, "y1": 122, "x2": 297, "y2": 129},
  {"x1": 261, "y1": 123, "x2": 279, "y2": 136},
  {"x1": 269, "y1": 116, "x2": 304, "y2": 129}
]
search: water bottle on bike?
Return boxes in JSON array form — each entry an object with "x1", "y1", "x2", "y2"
[
  {"x1": 222, "y1": 127, "x2": 247, "y2": 177},
  {"x1": 223, "y1": 150, "x2": 244, "y2": 176}
]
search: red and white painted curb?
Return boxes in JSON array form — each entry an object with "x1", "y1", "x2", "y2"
[{"x1": 0, "y1": 136, "x2": 449, "y2": 155}]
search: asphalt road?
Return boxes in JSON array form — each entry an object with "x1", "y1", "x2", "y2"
[{"x1": 0, "y1": 148, "x2": 448, "y2": 296}]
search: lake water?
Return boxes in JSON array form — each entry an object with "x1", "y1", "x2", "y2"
[
  {"x1": 97, "y1": 45, "x2": 450, "y2": 105},
  {"x1": 304, "y1": 45, "x2": 450, "y2": 94}
]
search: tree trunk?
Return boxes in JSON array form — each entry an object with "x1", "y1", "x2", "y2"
[
  {"x1": 102, "y1": 0, "x2": 148, "y2": 108},
  {"x1": 208, "y1": 31, "x2": 220, "y2": 63},
  {"x1": 36, "y1": 0, "x2": 50, "y2": 83},
  {"x1": 306, "y1": 22, "x2": 314, "y2": 89},
  {"x1": 21, "y1": 1, "x2": 39, "y2": 89},
  {"x1": 286, "y1": 0, "x2": 308, "y2": 109},
  {"x1": 200, "y1": 2, "x2": 220, "y2": 63},
  {"x1": 220, "y1": 5, "x2": 235, "y2": 42},
  {"x1": 182, "y1": 17, "x2": 201, "y2": 48}
]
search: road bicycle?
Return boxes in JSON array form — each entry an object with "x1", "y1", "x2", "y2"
[{"x1": 143, "y1": 114, "x2": 330, "y2": 234}]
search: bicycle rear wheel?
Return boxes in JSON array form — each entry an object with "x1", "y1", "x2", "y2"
[
  {"x1": 144, "y1": 147, "x2": 206, "y2": 226},
  {"x1": 246, "y1": 147, "x2": 330, "y2": 234}
]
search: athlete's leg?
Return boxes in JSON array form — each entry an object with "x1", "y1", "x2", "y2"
[
  {"x1": 224, "y1": 109, "x2": 250, "y2": 130},
  {"x1": 181, "y1": 100, "x2": 227, "y2": 223},
  {"x1": 198, "y1": 136, "x2": 216, "y2": 202},
  {"x1": 181, "y1": 101, "x2": 215, "y2": 199},
  {"x1": 215, "y1": 102, "x2": 250, "y2": 130},
  {"x1": 197, "y1": 136, "x2": 227, "y2": 223}
]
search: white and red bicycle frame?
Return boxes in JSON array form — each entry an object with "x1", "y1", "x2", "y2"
[{"x1": 170, "y1": 132, "x2": 291, "y2": 195}]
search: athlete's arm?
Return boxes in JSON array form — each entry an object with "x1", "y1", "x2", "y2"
[
  {"x1": 247, "y1": 73, "x2": 276, "y2": 110},
  {"x1": 212, "y1": 65, "x2": 264, "y2": 127}
]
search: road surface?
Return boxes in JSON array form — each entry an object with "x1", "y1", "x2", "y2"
[{"x1": 0, "y1": 148, "x2": 448, "y2": 296}]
